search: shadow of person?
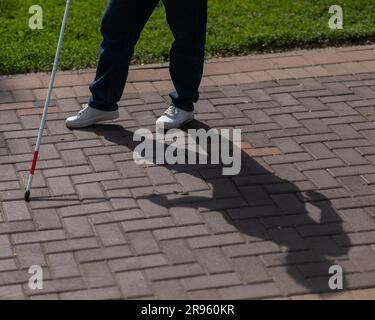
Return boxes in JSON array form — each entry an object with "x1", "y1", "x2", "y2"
[{"x1": 79, "y1": 120, "x2": 351, "y2": 297}]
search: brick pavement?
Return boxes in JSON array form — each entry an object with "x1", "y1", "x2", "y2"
[{"x1": 1, "y1": 45, "x2": 375, "y2": 299}]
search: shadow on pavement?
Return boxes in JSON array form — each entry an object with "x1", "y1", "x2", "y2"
[{"x1": 78, "y1": 120, "x2": 351, "y2": 297}]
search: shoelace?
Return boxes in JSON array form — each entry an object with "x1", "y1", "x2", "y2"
[
  {"x1": 77, "y1": 105, "x2": 89, "y2": 118},
  {"x1": 164, "y1": 105, "x2": 176, "y2": 117}
]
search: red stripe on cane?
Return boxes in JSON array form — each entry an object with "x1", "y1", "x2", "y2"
[{"x1": 30, "y1": 151, "x2": 39, "y2": 175}]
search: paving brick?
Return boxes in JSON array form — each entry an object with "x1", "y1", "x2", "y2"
[
  {"x1": 145, "y1": 166, "x2": 174, "y2": 185},
  {"x1": 363, "y1": 174, "x2": 375, "y2": 185},
  {"x1": 232, "y1": 256, "x2": 271, "y2": 284},
  {"x1": 0, "y1": 259, "x2": 17, "y2": 272},
  {"x1": 116, "y1": 271, "x2": 152, "y2": 298},
  {"x1": 187, "y1": 288, "x2": 223, "y2": 299},
  {"x1": 271, "y1": 137, "x2": 303, "y2": 153},
  {"x1": 109, "y1": 193, "x2": 137, "y2": 210},
  {"x1": 352, "y1": 288, "x2": 375, "y2": 300},
  {"x1": 340, "y1": 208, "x2": 375, "y2": 232},
  {"x1": 127, "y1": 231, "x2": 160, "y2": 255},
  {"x1": 223, "y1": 241, "x2": 280, "y2": 258},
  {"x1": 326, "y1": 139, "x2": 370, "y2": 149},
  {"x1": 188, "y1": 233, "x2": 244, "y2": 249},
  {"x1": 146, "y1": 263, "x2": 204, "y2": 282},
  {"x1": 332, "y1": 195, "x2": 375, "y2": 210},
  {"x1": 272, "y1": 164, "x2": 306, "y2": 181},
  {"x1": 201, "y1": 211, "x2": 237, "y2": 234},
  {"x1": 81, "y1": 262, "x2": 115, "y2": 288},
  {"x1": 195, "y1": 247, "x2": 232, "y2": 274},
  {"x1": 54, "y1": 87, "x2": 76, "y2": 99},
  {"x1": 263, "y1": 153, "x2": 312, "y2": 165},
  {"x1": 89, "y1": 155, "x2": 116, "y2": 172},
  {"x1": 268, "y1": 228, "x2": 307, "y2": 250},
  {"x1": 48, "y1": 253, "x2": 80, "y2": 278},
  {"x1": 77, "y1": 245, "x2": 131, "y2": 264},
  {"x1": 244, "y1": 132, "x2": 273, "y2": 147},
  {"x1": 328, "y1": 165, "x2": 375, "y2": 177},
  {"x1": 245, "y1": 109, "x2": 272, "y2": 123},
  {"x1": 122, "y1": 217, "x2": 174, "y2": 233},
  {"x1": 0, "y1": 221, "x2": 35, "y2": 235},
  {"x1": 329, "y1": 102, "x2": 358, "y2": 116},
  {"x1": 0, "y1": 285, "x2": 25, "y2": 300},
  {"x1": 76, "y1": 182, "x2": 104, "y2": 199},
  {"x1": 153, "y1": 225, "x2": 209, "y2": 241},
  {"x1": 301, "y1": 118, "x2": 331, "y2": 133},
  {"x1": 0, "y1": 235, "x2": 13, "y2": 258},
  {"x1": 59, "y1": 202, "x2": 111, "y2": 217},
  {"x1": 14, "y1": 243, "x2": 46, "y2": 268},
  {"x1": 270, "y1": 266, "x2": 310, "y2": 295},
  {"x1": 60, "y1": 149, "x2": 88, "y2": 166},
  {"x1": 244, "y1": 89, "x2": 272, "y2": 102},
  {"x1": 272, "y1": 193, "x2": 305, "y2": 214},
  {"x1": 295, "y1": 158, "x2": 344, "y2": 171},
  {"x1": 0, "y1": 91, "x2": 14, "y2": 103},
  {"x1": 181, "y1": 273, "x2": 241, "y2": 291},
  {"x1": 160, "y1": 239, "x2": 193, "y2": 264},
  {"x1": 348, "y1": 246, "x2": 375, "y2": 272},
  {"x1": 43, "y1": 238, "x2": 99, "y2": 254},
  {"x1": 137, "y1": 198, "x2": 169, "y2": 218},
  {"x1": 12, "y1": 230, "x2": 66, "y2": 245},
  {"x1": 95, "y1": 223, "x2": 126, "y2": 246},
  {"x1": 60, "y1": 287, "x2": 122, "y2": 300},
  {"x1": 0, "y1": 111, "x2": 18, "y2": 127},
  {"x1": 2, "y1": 201, "x2": 31, "y2": 221},
  {"x1": 195, "y1": 100, "x2": 217, "y2": 113},
  {"x1": 7, "y1": 138, "x2": 32, "y2": 155},
  {"x1": 272, "y1": 114, "x2": 301, "y2": 129},
  {"x1": 345, "y1": 271, "x2": 375, "y2": 290},
  {"x1": 302, "y1": 142, "x2": 335, "y2": 159},
  {"x1": 63, "y1": 216, "x2": 94, "y2": 238},
  {"x1": 304, "y1": 170, "x2": 339, "y2": 189},
  {"x1": 47, "y1": 176, "x2": 75, "y2": 196},
  {"x1": 108, "y1": 254, "x2": 167, "y2": 273},
  {"x1": 220, "y1": 283, "x2": 281, "y2": 299},
  {"x1": 239, "y1": 186, "x2": 273, "y2": 206},
  {"x1": 117, "y1": 161, "x2": 145, "y2": 178},
  {"x1": 72, "y1": 171, "x2": 121, "y2": 184},
  {"x1": 45, "y1": 164, "x2": 88, "y2": 177},
  {"x1": 339, "y1": 176, "x2": 374, "y2": 196},
  {"x1": 151, "y1": 280, "x2": 188, "y2": 300},
  {"x1": 329, "y1": 124, "x2": 363, "y2": 140},
  {"x1": 0, "y1": 164, "x2": 17, "y2": 181},
  {"x1": 169, "y1": 207, "x2": 202, "y2": 226},
  {"x1": 56, "y1": 139, "x2": 102, "y2": 151}
]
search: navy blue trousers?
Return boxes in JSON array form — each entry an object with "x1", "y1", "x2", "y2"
[{"x1": 89, "y1": 0, "x2": 207, "y2": 112}]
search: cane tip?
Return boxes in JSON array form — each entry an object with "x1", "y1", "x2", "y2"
[{"x1": 24, "y1": 191, "x2": 31, "y2": 202}]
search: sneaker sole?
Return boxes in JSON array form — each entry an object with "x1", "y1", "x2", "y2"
[{"x1": 66, "y1": 111, "x2": 119, "y2": 129}]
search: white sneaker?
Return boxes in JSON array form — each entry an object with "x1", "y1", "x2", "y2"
[
  {"x1": 156, "y1": 105, "x2": 194, "y2": 130},
  {"x1": 66, "y1": 104, "x2": 119, "y2": 129}
]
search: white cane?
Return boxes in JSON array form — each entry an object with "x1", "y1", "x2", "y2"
[{"x1": 25, "y1": 0, "x2": 71, "y2": 202}]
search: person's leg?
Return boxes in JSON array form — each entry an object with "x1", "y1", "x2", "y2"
[
  {"x1": 162, "y1": 0, "x2": 208, "y2": 112},
  {"x1": 89, "y1": 0, "x2": 159, "y2": 111}
]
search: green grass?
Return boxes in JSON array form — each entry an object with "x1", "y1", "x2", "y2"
[{"x1": 1, "y1": 0, "x2": 374, "y2": 74}]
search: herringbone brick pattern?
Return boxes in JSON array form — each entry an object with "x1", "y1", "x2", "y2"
[{"x1": 1, "y1": 45, "x2": 375, "y2": 299}]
